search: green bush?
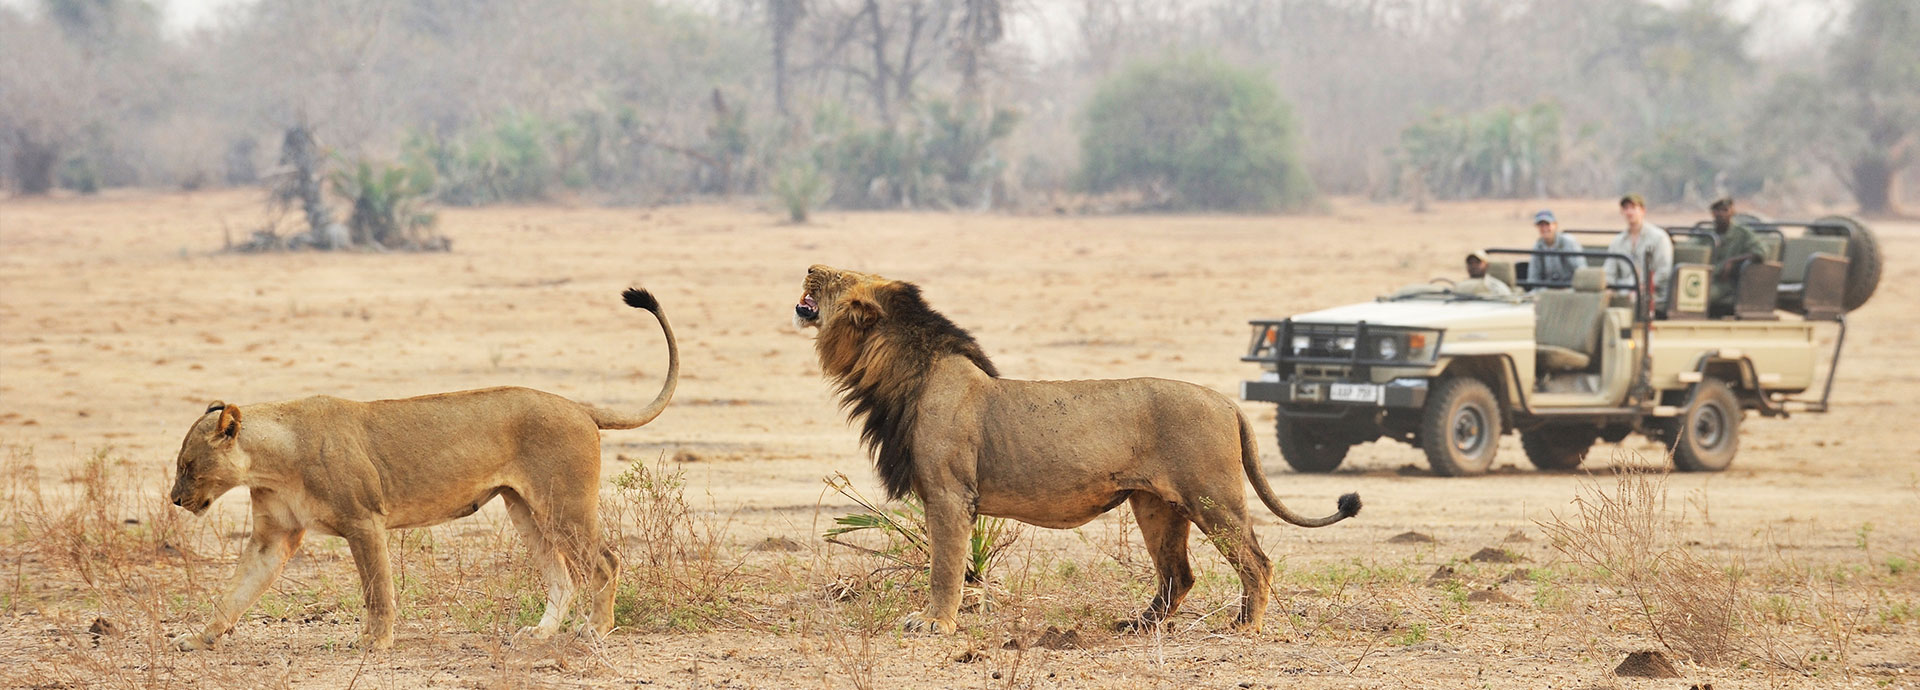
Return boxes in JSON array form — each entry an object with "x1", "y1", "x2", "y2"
[
  {"x1": 1077, "y1": 54, "x2": 1315, "y2": 211},
  {"x1": 1627, "y1": 124, "x2": 1768, "y2": 204},
  {"x1": 403, "y1": 112, "x2": 567, "y2": 206},
  {"x1": 806, "y1": 100, "x2": 1018, "y2": 210},
  {"x1": 1395, "y1": 102, "x2": 1568, "y2": 200}
]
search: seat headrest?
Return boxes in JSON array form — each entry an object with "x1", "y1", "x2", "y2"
[{"x1": 1572, "y1": 266, "x2": 1606, "y2": 293}]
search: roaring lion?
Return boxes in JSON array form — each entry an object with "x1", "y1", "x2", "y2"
[
  {"x1": 168, "y1": 288, "x2": 678, "y2": 651},
  {"x1": 792, "y1": 265, "x2": 1359, "y2": 633}
]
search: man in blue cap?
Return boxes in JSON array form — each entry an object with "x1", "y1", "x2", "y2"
[{"x1": 1530, "y1": 209, "x2": 1583, "y2": 287}]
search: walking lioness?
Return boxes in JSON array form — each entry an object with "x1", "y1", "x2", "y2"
[
  {"x1": 168, "y1": 288, "x2": 678, "y2": 651},
  {"x1": 792, "y1": 265, "x2": 1359, "y2": 634}
]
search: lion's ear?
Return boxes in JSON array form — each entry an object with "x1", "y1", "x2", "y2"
[
  {"x1": 216, "y1": 405, "x2": 241, "y2": 440},
  {"x1": 845, "y1": 296, "x2": 880, "y2": 329}
]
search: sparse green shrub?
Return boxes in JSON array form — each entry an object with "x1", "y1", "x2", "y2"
[
  {"x1": 328, "y1": 157, "x2": 441, "y2": 250},
  {"x1": 1078, "y1": 54, "x2": 1315, "y2": 211},
  {"x1": 772, "y1": 156, "x2": 829, "y2": 222},
  {"x1": 823, "y1": 473, "x2": 1016, "y2": 584}
]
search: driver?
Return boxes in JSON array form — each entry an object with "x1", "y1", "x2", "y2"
[
  {"x1": 1458, "y1": 250, "x2": 1514, "y2": 297},
  {"x1": 1706, "y1": 197, "x2": 1764, "y2": 318}
]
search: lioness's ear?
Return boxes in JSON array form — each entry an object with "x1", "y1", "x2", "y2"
[{"x1": 216, "y1": 405, "x2": 241, "y2": 439}]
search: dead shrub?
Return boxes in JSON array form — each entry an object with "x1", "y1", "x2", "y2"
[{"x1": 1538, "y1": 462, "x2": 1743, "y2": 664}]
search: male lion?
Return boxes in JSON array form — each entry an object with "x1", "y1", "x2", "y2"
[
  {"x1": 168, "y1": 288, "x2": 678, "y2": 651},
  {"x1": 793, "y1": 265, "x2": 1359, "y2": 634}
]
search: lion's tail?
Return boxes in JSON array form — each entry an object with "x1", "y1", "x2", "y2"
[
  {"x1": 586, "y1": 288, "x2": 680, "y2": 430},
  {"x1": 1237, "y1": 410, "x2": 1360, "y2": 528}
]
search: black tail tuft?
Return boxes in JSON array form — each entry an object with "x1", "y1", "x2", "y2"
[
  {"x1": 622, "y1": 288, "x2": 659, "y2": 313},
  {"x1": 1337, "y1": 492, "x2": 1362, "y2": 518}
]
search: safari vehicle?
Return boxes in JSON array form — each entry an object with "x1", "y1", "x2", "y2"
[{"x1": 1239, "y1": 216, "x2": 1879, "y2": 476}]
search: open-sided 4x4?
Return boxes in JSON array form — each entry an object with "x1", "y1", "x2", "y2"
[{"x1": 1240, "y1": 216, "x2": 1878, "y2": 476}]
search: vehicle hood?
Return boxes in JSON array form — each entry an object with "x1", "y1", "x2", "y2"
[{"x1": 1286, "y1": 299, "x2": 1535, "y2": 330}]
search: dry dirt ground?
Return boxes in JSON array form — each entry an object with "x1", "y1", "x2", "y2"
[{"x1": 0, "y1": 190, "x2": 1915, "y2": 689}]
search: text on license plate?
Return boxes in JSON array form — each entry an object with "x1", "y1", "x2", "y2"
[{"x1": 1329, "y1": 383, "x2": 1378, "y2": 403}]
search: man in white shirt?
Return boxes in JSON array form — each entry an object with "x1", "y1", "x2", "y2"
[{"x1": 1606, "y1": 194, "x2": 1672, "y2": 310}]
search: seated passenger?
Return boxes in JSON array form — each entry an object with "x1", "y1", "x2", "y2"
[
  {"x1": 1529, "y1": 209, "x2": 1583, "y2": 287},
  {"x1": 1706, "y1": 197, "x2": 1764, "y2": 318},
  {"x1": 1458, "y1": 251, "x2": 1514, "y2": 297},
  {"x1": 1606, "y1": 194, "x2": 1672, "y2": 307}
]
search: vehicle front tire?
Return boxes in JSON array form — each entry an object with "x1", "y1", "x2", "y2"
[
  {"x1": 1666, "y1": 379, "x2": 1740, "y2": 472},
  {"x1": 1276, "y1": 415, "x2": 1349, "y2": 473},
  {"x1": 1421, "y1": 377, "x2": 1502, "y2": 476},
  {"x1": 1520, "y1": 425, "x2": 1598, "y2": 471}
]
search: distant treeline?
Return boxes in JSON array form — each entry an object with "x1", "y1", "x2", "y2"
[{"x1": 0, "y1": 0, "x2": 1913, "y2": 215}]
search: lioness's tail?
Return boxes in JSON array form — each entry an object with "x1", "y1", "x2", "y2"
[
  {"x1": 1237, "y1": 411, "x2": 1360, "y2": 527},
  {"x1": 586, "y1": 288, "x2": 680, "y2": 430}
]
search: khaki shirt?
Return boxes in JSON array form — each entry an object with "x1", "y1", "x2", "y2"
[{"x1": 1709, "y1": 223, "x2": 1765, "y2": 309}]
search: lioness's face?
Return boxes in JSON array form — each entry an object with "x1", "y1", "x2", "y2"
[
  {"x1": 170, "y1": 405, "x2": 248, "y2": 515},
  {"x1": 794, "y1": 264, "x2": 886, "y2": 330}
]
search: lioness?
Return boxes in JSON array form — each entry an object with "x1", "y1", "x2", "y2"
[
  {"x1": 793, "y1": 266, "x2": 1359, "y2": 633},
  {"x1": 168, "y1": 288, "x2": 678, "y2": 651}
]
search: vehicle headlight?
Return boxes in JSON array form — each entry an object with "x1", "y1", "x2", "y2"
[
  {"x1": 1291, "y1": 335, "x2": 1310, "y2": 353},
  {"x1": 1335, "y1": 336, "x2": 1356, "y2": 351},
  {"x1": 1376, "y1": 336, "x2": 1399, "y2": 360}
]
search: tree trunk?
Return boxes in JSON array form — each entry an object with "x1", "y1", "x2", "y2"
[
  {"x1": 10, "y1": 133, "x2": 58, "y2": 195},
  {"x1": 1849, "y1": 155, "x2": 1899, "y2": 216},
  {"x1": 281, "y1": 126, "x2": 336, "y2": 245},
  {"x1": 769, "y1": 0, "x2": 805, "y2": 123}
]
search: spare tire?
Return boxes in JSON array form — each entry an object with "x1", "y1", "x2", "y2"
[{"x1": 1810, "y1": 215, "x2": 1881, "y2": 311}]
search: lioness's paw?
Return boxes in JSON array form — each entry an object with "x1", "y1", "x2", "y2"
[
  {"x1": 174, "y1": 633, "x2": 214, "y2": 651},
  {"x1": 901, "y1": 612, "x2": 957, "y2": 635},
  {"x1": 512, "y1": 625, "x2": 559, "y2": 644},
  {"x1": 1111, "y1": 617, "x2": 1162, "y2": 634},
  {"x1": 353, "y1": 633, "x2": 394, "y2": 651}
]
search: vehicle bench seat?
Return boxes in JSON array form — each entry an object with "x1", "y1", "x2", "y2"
[{"x1": 1536, "y1": 267, "x2": 1607, "y2": 371}]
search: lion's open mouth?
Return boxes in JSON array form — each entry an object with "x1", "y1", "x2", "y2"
[{"x1": 795, "y1": 294, "x2": 818, "y2": 321}]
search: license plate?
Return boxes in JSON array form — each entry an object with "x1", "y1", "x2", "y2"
[{"x1": 1329, "y1": 383, "x2": 1379, "y2": 403}]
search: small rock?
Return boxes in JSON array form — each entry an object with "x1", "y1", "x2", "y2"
[
  {"x1": 672, "y1": 450, "x2": 702, "y2": 463},
  {"x1": 951, "y1": 647, "x2": 988, "y2": 664},
  {"x1": 1466, "y1": 590, "x2": 1519, "y2": 604},
  {"x1": 1386, "y1": 531, "x2": 1436, "y2": 544},
  {"x1": 750, "y1": 536, "x2": 804, "y2": 552},
  {"x1": 1034, "y1": 625, "x2": 1083, "y2": 650},
  {"x1": 1425, "y1": 565, "x2": 1457, "y2": 586},
  {"x1": 1469, "y1": 547, "x2": 1523, "y2": 563},
  {"x1": 1001, "y1": 637, "x2": 1024, "y2": 650},
  {"x1": 1501, "y1": 529, "x2": 1532, "y2": 543},
  {"x1": 1613, "y1": 650, "x2": 1681, "y2": 678},
  {"x1": 1395, "y1": 464, "x2": 1428, "y2": 476}
]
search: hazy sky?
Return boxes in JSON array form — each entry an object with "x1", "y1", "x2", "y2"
[{"x1": 6, "y1": 0, "x2": 1847, "y2": 55}]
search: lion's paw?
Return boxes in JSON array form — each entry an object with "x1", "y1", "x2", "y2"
[
  {"x1": 174, "y1": 633, "x2": 214, "y2": 652},
  {"x1": 901, "y1": 612, "x2": 957, "y2": 635},
  {"x1": 352, "y1": 633, "x2": 394, "y2": 651},
  {"x1": 1111, "y1": 617, "x2": 1161, "y2": 634}
]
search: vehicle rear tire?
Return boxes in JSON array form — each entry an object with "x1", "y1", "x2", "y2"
[
  {"x1": 1810, "y1": 215, "x2": 1881, "y2": 312},
  {"x1": 1421, "y1": 377, "x2": 1501, "y2": 476},
  {"x1": 1520, "y1": 425, "x2": 1598, "y2": 471},
  {"x1": 1666, "y1": 379, "x2": 1740, "y2": 472},
  {"x1": 1276, "y1": 415, "x2": 1349, "y2": 473}
]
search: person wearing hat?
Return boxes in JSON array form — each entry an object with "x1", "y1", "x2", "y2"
[
  {"x1": 1606, "y1": 194, "x2": 1672, "y2": 310},
  {"x1": 1707, "y1": 197, "x2": 1765, "y2": 317},
  {"x1": 1459, "y1": 250, "x2": 1514, "y2": 296},
  {"x1": 1529, "y1": 209, "x2": 1583, "y2": 287}
]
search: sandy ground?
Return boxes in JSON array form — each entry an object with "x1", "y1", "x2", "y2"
[{"x1": 0, "y1": 189, "x2": 1916, "y2": 688}]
